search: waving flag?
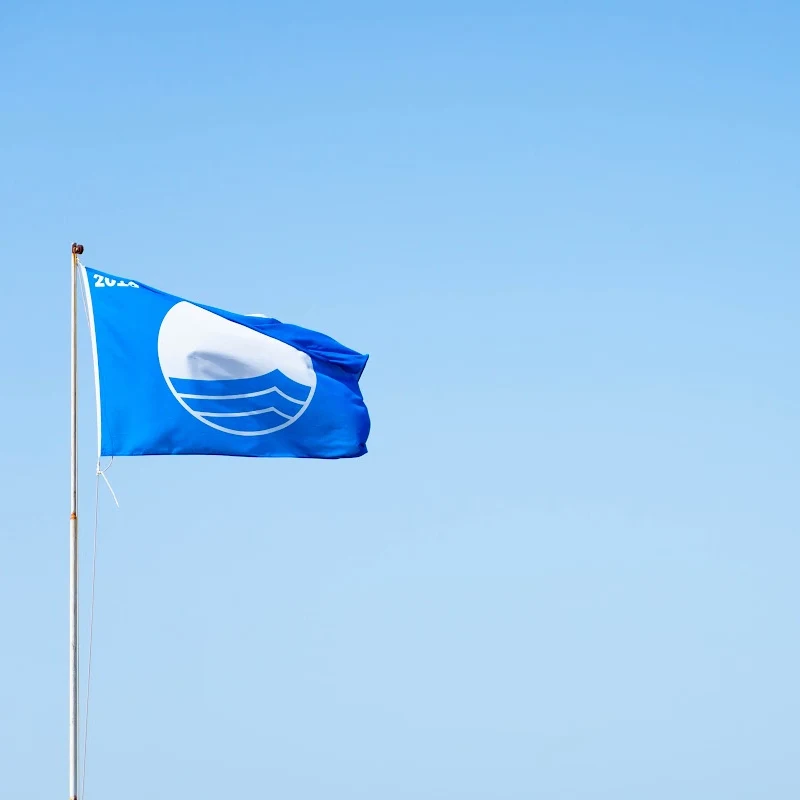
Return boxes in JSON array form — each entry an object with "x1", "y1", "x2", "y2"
[{"x1": 82, "y1": 267, "x2": 370, "y2": 458}]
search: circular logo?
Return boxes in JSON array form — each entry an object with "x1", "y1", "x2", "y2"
[{"x1": 157, "y1": 301, "x2": 316, "y2": 436}]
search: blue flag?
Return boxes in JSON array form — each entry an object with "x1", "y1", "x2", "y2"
[{"x1": 82, "y1": 267, "x2": 370, "y2": 458}]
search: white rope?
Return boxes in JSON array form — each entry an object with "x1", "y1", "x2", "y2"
[
  {"x1": 77, "y1": 265, "x2": 120, "y2": 798},
  {"x1": 98, "y1": 458, "x2": 120, "y2": 508}
]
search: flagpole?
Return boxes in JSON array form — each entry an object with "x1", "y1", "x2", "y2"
[{"x1": 70, "y1": 242, "x2": 83, "y2": 800}]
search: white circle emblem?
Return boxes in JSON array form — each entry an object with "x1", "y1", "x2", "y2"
[{"x1": 157, "y1": 302, "x2": 316, "y2": 436}]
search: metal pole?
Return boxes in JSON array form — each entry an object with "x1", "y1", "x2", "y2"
[{"x1": 70, "y1": 242, "x2": 84, "y2": 800}]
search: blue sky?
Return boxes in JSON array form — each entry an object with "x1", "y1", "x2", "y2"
[{"x1": 2, "y1": 1, "x2": 799, "y2": 797}]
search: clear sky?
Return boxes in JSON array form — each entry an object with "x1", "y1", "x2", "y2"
[{"x1": 2, "y1": 1, "x2": 799, "y2": 797}]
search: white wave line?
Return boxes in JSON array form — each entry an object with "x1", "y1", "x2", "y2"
[
  {"x1": 200, "y1": 406, "x2": 294, "y2": 420},
  {"x1": 178, "y1": 386, "x2": 305, "y2": 404}
]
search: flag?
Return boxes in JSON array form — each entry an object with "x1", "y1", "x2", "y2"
[{"x1": 81, "y1": 267, "x2": 370, "y2": 458}]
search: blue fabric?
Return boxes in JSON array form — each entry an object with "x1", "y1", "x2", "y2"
[{"x1": 84, "y1": 267, "x2": 370, "y2": 458}]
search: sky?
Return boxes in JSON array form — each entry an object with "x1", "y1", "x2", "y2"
[{"x1": 1, "y1": 1, "x2": 799, "y2": 797}]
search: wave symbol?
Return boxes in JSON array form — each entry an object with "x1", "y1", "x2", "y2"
[{"x1": 169, "y1": 370, "x2": 312, "y2": 434}]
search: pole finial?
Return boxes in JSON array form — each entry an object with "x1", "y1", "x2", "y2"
[{"x1": 72, "y1": 243, "x2": 84, "y2": 255}]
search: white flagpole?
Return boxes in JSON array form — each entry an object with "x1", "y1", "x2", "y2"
[{"x1": 70, "y1": 242, "x2": 84, "y2": 800}]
